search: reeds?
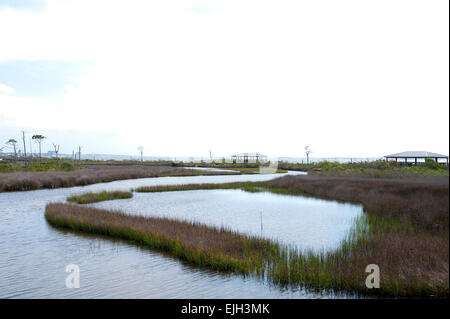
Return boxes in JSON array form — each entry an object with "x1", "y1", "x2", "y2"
[
  {"x1": 265, "y1": 175, "x2": 449, "y2": 296},
  {"x1": 266, "y1": 175, "x2": 449, "y2": 232},
  {"x1": 45, "y1": 203, "x2": 278, "y2": 274},
  {"x1": 134, "y1": 182, "x2": 267, "y2": 193},
  {"x1": 67, "y1": 191, "x2": 133, "y2": 204},
  {"x1": 0, "y1": 165, "x2": 236, "y2": 193}
]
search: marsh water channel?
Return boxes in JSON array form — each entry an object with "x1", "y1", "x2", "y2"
[{"x1": 0, "y1": 171, "x2": 363, "y2": 298}]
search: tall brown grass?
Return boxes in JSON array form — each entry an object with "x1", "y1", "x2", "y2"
[
  {"x1": 0, "y1": 165, "x2": 236, "y2": 192},
  {"x1": 265, "y1": 175, "x2": 449, "y2": 295},
  {"x1": 266, "y1": 175, "x2": 449, "y2": 232},
  {"x1": 45, "y1": 203, "x2": 276, "y2": 274}
]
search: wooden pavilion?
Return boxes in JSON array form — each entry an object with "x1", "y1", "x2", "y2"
[{"x1": 384, "y1": 151, "x2": 448, "y2": 165}]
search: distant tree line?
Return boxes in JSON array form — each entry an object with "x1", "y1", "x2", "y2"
[{"x1": 2, "y1": 131, "x2": 65, "y2": 166}]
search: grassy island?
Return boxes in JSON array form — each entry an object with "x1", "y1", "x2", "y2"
[{"x1": 67, "y1": 191, "x2": 133, "y2": 204}]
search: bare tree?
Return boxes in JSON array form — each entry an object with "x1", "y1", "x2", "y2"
[
  {"x1": 137, "y1": 146, "x2": 144, "y2": 162},
  {"x1": 304, "y1": 146, "x2": 312, "y2": 164},
  {"x1": 22, "y1": 131, "x2": 27, "y2": 165},
  {"x1": 78, "y1": 146, "x2": 82, "y2": 161},
  {"x1": 29, "y1": 139, "x2": 33, "y2": 160},
  {"x1": 52, "y1": 143, "x2": 60, "y2": 159},
  {"x1": 6, "y1": 139, "x2": 18, "y2": 161},
  {"x1": 32, "y1": 135, "x2": 46, "y2": 164}
]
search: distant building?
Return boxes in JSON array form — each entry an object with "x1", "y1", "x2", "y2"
[
  {"x1": 384, "y1": 151, "x2": 448, "y2": 165},
  {"x1": 231, "y1": 153, "x2": 268, "y2": 163}
]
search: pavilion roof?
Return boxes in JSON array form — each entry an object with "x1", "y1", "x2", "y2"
[{"x1": 385, "y1": 151, "x2": 448, "y2": 158}]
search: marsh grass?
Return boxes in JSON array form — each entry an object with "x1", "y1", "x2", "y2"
[
  {"x1": 67, "y1": 191, "x2": 133, "y2": 204},
  {"x1": 45, "y1": 182, "x2": 448, "y2": 298},
  {"x1": 279, "y1": 160, "x2": 449, "y2": 179},
  {"x1": 45, "y1": 203, "x2": 278, "y2": 275},
  {"x1": 266, "y1": 175, "x2": 449, "y2": 296},
  {"x1": 133, "y1": 176, "x2": 449, "y2": 297},
  {"x1": 134, "y1": 182, "x2": 268, "y2": 193},
  {"x1": 0, "y1": 165, "x2": 237, "y2": 193}
]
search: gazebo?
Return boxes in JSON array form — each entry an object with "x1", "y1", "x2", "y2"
[
  {"x1": 385, "y1": 151, "x2": 448, "y2": 165},
  {"x1": 231, "y1": 153, "x2": 268, "y2": 163}
]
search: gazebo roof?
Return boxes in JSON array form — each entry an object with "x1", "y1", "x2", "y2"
[
  {"x1": 232, "y1": 153, "x2": 267, "y2": 157},
  {"x1": 385, "y1": 151, "x2": 448, "y2": 158}
]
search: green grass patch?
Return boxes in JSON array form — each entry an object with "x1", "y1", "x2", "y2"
[
  {"x1": 0, "y1": 159, "x2": 83, "y2": 173},
  {"x1": 67, "y1": 191, "x2": 133, "y2": 204},
  {"x1": 278, "y1": 160, "x2": 449, "y2": 179},
  {"x1": 134, "y1": 182, "x2": 307, "y2": 197},
  {"x1": 134, "y1": 182, "x2": 268, "y2": 193}
]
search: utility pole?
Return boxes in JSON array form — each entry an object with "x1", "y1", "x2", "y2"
[{"x1": 78, "y1": 146, "x2": 82, "y2": 161}]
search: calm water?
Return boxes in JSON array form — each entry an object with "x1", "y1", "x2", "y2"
[
  {"x1": 92, "y1": 190, "x2": 361, "y2": 252},
  {"x1": 0, "y1": 171, "x2": 362, "y2": 298}
]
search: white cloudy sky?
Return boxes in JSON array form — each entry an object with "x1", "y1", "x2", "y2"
[{"x1": 0, "y1": 0, "x2": 448, "y2": 158}]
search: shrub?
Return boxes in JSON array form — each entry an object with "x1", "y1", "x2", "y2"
[
  {"x1": 60, "y1": 162, "x2": 74, "y2": 171},
  {"x1": 0, "y1": 164, "x2": 14, "y2": 173},
  {"x1": 425, "y1": 158, "x2": 440, "y2": 170}
]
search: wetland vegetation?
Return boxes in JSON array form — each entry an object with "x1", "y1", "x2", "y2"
[
  {"x1": 47, "y1": 173, "x2": 449, "y2": 297},
  {"x1": 0, "y1": 163, "x2": 238, "y2": 193},
  {"x1": 67, "y1": 191, "x2": 133, "y2": 204},
  {"x1": 278, "y1": 159, "x2": 449, "y2": 179}
]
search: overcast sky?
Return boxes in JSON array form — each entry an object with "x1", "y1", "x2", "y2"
[{"x1": 0, "y1": 0, "x2": 448, "y2": 158}]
